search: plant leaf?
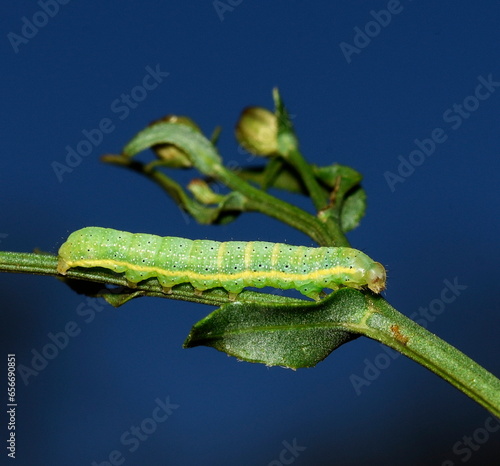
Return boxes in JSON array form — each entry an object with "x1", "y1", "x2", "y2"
[
  {"x1": 184, "y1": 288, "x2": 366, "y2": 369},
  {"x1": 122, "y1": 122, "x2": 223, "y2": 176},
  {"x1": 341, "y1": 187, "x2": 367, "y2": 233},
  {"x1": 314, "y1": 164, "x2": 366, "y2": 232}
]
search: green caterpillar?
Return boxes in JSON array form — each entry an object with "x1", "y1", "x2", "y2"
[{"x1": 57, "y1": 227, "x2": 386, "y2": 300}]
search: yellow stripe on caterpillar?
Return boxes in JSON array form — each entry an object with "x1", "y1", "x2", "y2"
[{"x1": 57, "y1": 227, "x2": 386, "y2": 300}]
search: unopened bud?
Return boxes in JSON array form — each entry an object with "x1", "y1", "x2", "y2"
[{"x1": 235, "y1": 107, "x2": 278, "y2": 156}]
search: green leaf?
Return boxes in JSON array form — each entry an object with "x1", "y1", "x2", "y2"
[
  {"x1": 314, "y1": 164, "x2": 366, "y2": 233},
  {"x1": 315, "y1": 164, "x2": 362, "y2": 193},
  {"x1": 341, "y1": 187, "x2": 367, "y2": 232},
  {"x1": 122, "y1": 122, "x2": 223, "y2": 176},
  {"x1": 184, "y1": 288, "x2": 365, "y2": 369}
]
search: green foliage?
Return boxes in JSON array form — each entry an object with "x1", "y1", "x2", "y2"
[
  {"x1": 102, "y1": 89, "x2": 364, "y2": 246},
  {"x1": 184, "y1": 289, "x2": 365, "y2": 369},
  {"x1": 1, "y1": 89, "x2": 499, "y2": 416}
]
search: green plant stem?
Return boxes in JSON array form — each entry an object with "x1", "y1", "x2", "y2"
[
  {"x1": 286, "y1": 149, "x2": 328, "y2": 210},
  {"x1": 103, "y1": 155, "x2": 332, "y2": 245},
  {"x1": 350, "y1": 293, "x2": 500, "y2": 417},
  {"x1": 210, "y1": 165, "x2": 332, "y2": 244},
  {"x1": 282, "y1": 148, "x2": 349, "y2": 247},
  {"x1": 0, "y1": 251, "x2": 304, "y2": 308}
]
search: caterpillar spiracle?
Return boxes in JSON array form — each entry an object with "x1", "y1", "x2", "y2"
[{"x1": 57, "y1": 227, "x2": 386, "y2": 300}]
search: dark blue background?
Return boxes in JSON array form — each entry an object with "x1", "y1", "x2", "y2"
[{"x1": 2, "y1": 1, "x2": 500, "y2": 465}]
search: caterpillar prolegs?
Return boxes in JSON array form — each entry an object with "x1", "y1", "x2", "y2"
[{"x1": 57, "y1": 227, "x2": 386, "y2": 300}]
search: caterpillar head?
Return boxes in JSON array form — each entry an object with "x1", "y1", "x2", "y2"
[{"x1": 366, "y1": 262, "x2": 387, "y2": 293}]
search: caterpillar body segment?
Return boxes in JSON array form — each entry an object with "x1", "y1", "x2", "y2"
[{"x1": 57, "y1": 227, "x2": 386, "y2": 300}]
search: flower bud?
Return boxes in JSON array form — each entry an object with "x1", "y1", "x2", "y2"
[{"x1": 235, "y1": 107, "x2": 278, "y2": 156}]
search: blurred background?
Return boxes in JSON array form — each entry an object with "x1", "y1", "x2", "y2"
[{"x1": 1, "y1": 1, "x2": 500, "y2": 465}]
